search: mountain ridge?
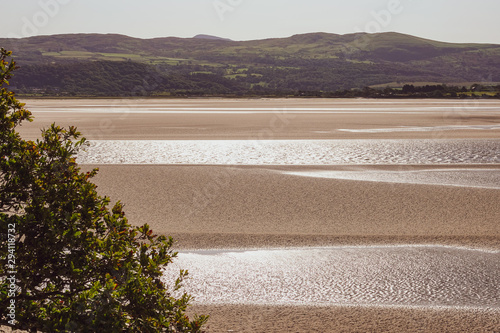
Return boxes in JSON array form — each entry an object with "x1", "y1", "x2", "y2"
[
  {"x1": 2, "y1": 32, "x2": 500, "y2": 96},
  {"x1": 3, "y1": 31, "x2": 499, "y2": 56}
]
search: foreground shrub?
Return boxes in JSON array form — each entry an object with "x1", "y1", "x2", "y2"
[{"x1": 0, "y1": 48, "x2": 207, "y2": 332}]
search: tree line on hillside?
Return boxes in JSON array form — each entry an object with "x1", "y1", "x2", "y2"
[
  {"x1": 10, "y1": 61, "x2": 247, "y2": 97},
  {"x1": 326, "y1": 84, "x2": 500, "y2": 99},
  {"x1": 9, "y1": 60, "x2": 500, "y2": 98}
]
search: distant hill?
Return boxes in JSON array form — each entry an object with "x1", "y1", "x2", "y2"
[
  {"x1": 2, "y1": 32, "x2": 500, "y2": 97},
  {"x1": 193, "y1": 34, "x2": 232, "y2": 41}
]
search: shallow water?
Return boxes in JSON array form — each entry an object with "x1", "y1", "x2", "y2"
[
  {"x1": 27, "y1": 102, "x2": 500, "y2": 114},
  {"x1": 164, "y1": 246, "x2": 500, "y2": 309},
  {"x1": 282, "y1": 168, "x2": 500, "y2": 189},
  {"x1": 77, "y1": 139, "x2": 500, "y2": 165},
  {"x1": 338, "y1": 124, "x2": 500, "y2": 133}
]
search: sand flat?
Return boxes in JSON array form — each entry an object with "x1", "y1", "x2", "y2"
[
  {"x1": 18, "y1": 98, "x2": 500, "y2": 140},
  {"x1": 188, "y1": 305, "x2": 500, "y2": 333},
  {"x1": 85, "y1": 164, "x2": 500, "y2": 251},
  {"x1": 19, "y1": 98, "x2": 500, "y2": 332}
]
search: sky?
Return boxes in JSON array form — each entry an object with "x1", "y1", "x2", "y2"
[{"x1": 1, "y1": 0, "x2": 500, "y2": 44}]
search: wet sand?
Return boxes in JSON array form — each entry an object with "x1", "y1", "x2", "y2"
[
  {"x1": 85, "y1": 164, "x2": 500, "y2": 251},
  {"x1": 19, "y1": 98, "x2": 500, "y2": 140},
  {"x1": 21, "y1": 98, "x2": 500, "y2": 332},
  {"x1": 86, "y1": 164, "x2": 500, "y2": 332},
  {"x1": 4, "y1": 306, "x2": 500, "y2": 333},
  {"x1": 188, "y1": 305, "x2": 500, "y2": 333}
]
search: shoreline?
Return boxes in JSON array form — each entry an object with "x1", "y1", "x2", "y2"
[
  {"x1": 16, "y1": 95, "x2": 500, "y2": 99},
  {"x1": 167, "y1": 233, "x2": 500, "y2": 252}
]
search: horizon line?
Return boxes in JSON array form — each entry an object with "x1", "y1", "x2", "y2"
[{"x1": 2, "y1": 31, "x2": 498, "y2": 45}]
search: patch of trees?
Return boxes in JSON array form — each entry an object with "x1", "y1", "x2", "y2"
[
  {"x1": 8, "y1": 58, "x2": 500, "y2": 98},
  {"x1": 10, "y1": 61, "x2": 247, "y2": 97}
]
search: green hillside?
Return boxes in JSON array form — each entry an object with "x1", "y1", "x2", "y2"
[{"x1": 2, "y1": 32, "x2": 500, "y2": 97}]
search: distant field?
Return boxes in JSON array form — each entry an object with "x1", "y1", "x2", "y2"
[
  {"x1": 370, "y1": 81, "x2": 500, "y2": 88},
  {"x1": 41, "y1": 51, "x2": 189, "y2": 65}
]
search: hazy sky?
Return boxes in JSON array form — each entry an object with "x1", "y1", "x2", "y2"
[{"x1": 2, "y1": 0, "x2": 500, "y2": 43}]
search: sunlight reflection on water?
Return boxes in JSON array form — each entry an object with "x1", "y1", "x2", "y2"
[
  {"x1": 282, "y1": 169, "x2": 500, "y2": 189},
  {"x1": 77, "y1": 139, "x2": 500, "y2": 165},
  {"x1": 164, "y1": 246, "x2": 500, "y2": 309}
]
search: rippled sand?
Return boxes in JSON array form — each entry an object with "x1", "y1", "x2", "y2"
[
  {"x1": 77, "y1": 139, "x2": 500, "y2": 165},
  {"x1": 167, "y1": 246, "x2": 500, "y2": 308}
]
